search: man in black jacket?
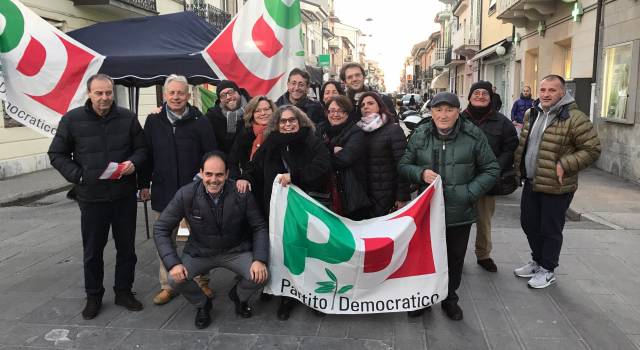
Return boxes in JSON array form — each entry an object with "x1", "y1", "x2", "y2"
[
  {"x1": 205, "y1": 80, "x2": 249, "y2": 154},
  {"x1": 48, "y1": 74, "x2": 147, "y2": 320},
  {"x1": 139, "y1": 74, "x2": 218, "y2": 305},
  {"x1": 275, "y1": 68, "x2": 324, "y2": 125},
  {"x1": 340, "y1": 62, "x2": 397, "y2": 122},
  {"x1": 463, "y1": 81, "x2": 518, "y2": 272},
  {"x1": 154, "y1": 151, "x2": 269, "y2": 329}
]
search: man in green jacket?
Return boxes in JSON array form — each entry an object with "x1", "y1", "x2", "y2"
[
  {"x1": 399, "y1": 92, "x2": 500, "y2": 321},
  {"x1": 513, "y1": 75, "x2": 600, "y2": 289}
]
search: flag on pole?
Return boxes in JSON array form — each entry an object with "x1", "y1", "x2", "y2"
[
  {"x1": 265, "y1": 177, "x2": 449, "y2": 314},
  {"x1": 0, "y1": 0, "x2": 105, "y2": 137},
  {"x1": 202, "y1": 0, "x2": 304, "y2": 99},
  {"x1": 199, "y1": 86, "x2": 217, "y2": 112}
]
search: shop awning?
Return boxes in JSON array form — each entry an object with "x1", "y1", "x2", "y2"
[
  {"x1": 470, "y1": 38, "x2": 510, "y2": 62},
  {"x1": 431, "y1": 71, "x2": 450, "y2": 89}
]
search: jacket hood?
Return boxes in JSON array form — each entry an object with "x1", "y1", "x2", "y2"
[{"x1": 535, "y1": 93, "x2": 575, "y2": 114}]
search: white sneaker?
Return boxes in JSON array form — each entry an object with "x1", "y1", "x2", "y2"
[
  {"x1": 527, "y1": 267, "x2": 556, "y2": 289},
  {"x1": 514, "y1": 261, "x2": 539, "y2": 278}
]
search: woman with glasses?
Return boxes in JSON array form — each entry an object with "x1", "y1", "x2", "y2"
[
  {"x1": 357, "y1": 91, "x2": 411, "y2": 217},
  {"x1": 241, "y1": 105, "x2": 331, "y2": 320},
  {"x1": 228, "y1": 96, "x2": 277, "y2": 196},
  {"x1": 317, "y1": 95, "x2": 371, "y2": 220}
]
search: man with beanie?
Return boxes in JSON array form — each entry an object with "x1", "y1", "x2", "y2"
[
  {"x1": 463, "y1": 81, "x2": 518, "y2": 273},
  {"x1": 275, "y1": 68, "x2": 324, "y2": 124},
  {"x1": 514, "y1": 75, "x2": 600, "y2": 289},
  {"x1": 206, "y1": 80, "x2": 250, "y2": 154},
  {"x1": 399, "y1": 92, "x2": 499, "y2": 320}
]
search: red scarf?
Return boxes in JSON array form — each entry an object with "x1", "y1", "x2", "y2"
[{"x1": 250, "y1": 123, "x2": 267, "y2": 160}]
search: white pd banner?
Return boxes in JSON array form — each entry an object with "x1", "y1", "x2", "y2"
[
  {"x1": 0, "y1": 0, "x2": 105, "y2": 137},
  {"x1": 265, "y1": 177, "x2": 448, "y2": 314}
]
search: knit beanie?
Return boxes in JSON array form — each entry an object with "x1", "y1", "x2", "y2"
[
  {"x1": 216, "y1": 80, "x2": 240, "y2": 94},
  {"x1": 468, "y1": 80, "x2": 494, "y2": 100}
]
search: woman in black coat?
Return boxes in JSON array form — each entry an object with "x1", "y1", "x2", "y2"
[
  {"x1": 242, "y1": 105, "x2": 331, "y2": 320},
  {"x1": 317, "y1": 95, "x2": 370, "y2": 220},
  {"x1": 356, "y1": 91, "x2": 411, "y2": 217}
]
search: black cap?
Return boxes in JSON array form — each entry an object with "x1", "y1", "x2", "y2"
[
  {"x1": 468, "y1": 80, "x2": 493, "y2": 100},
  {"x1": 216, "y1": 80, "x2": 240, "y2": 94},
  {"x1": 430, "y1": 92, "x2": 460, "y2": 108}
]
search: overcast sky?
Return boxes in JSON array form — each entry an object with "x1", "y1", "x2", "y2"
[{"x1": 334, "y1": 0, "x2": 444, "y2": 91}]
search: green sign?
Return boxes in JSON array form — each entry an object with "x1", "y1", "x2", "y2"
[{"x1": 317, "y1": 54, "x2": 330, "y2": 68}]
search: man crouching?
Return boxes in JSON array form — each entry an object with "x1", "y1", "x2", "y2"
[{"x1": 153, "y1": 151, "x2": 269, "y2": 329}]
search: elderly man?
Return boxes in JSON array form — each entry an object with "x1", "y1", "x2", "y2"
[
  {"x1": 514, "y1": 75, "x2": 600, "y2": 289},
  {"x1": 154, "y1": 151, "x2": 269, "y2": 329},
  {"x1": 206, "y1": 80, "x2": 250, "y2": 154},
  {"x1": 140, "y1": 74, "x2": 218, "y2": 305},
  {"x1": 399, "y1": 92, "x2": 499, "y2": 320},
  {"x1": 340, "y1": 62, "x2": 397, "y2": 122},
  {"x1": 275, "y1": 68, "x2": 324, "y2": 124},
  {"x1": 48, "y1": 74, "x2": 147, "y2": 320},
  {"x1": 462, "y1": 81, "x2": 518, "y2": 273}
]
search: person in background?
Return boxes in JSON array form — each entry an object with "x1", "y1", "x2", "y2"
[
  {"x1": 275, "y1": 68, "x2": 325, "y2": 125},
  {"x1": 48, "y1": 74, "x2": 147, "y2": 320},
  {"x1": 206, "y1": 80, "x2": 250, "y2": 154},
  {"x1": 462, "y1": 81, "x2": 518, "y2": 273},
  {"x1": 317, "y1": 95, "x2": 370, "y2": 220},
  {"x1": 140, "y1": 74, "x2": 218, "y2": 305},
  {"x1": 514, "y1": 75, "x2": 600, "y2": 289},
  {"x1": 320, "y1": 80, "x2": 345, "y2": 107},
  {"x1": 399, "y1": 92, "x2": 499, "y2": 321},
  {"x1": 241, "y1": 105, "x2": 331, "y2": 320},
  {"x1": 511, "y1": 86, "x2": 534, "y2": 133},
  {"x1": 492, "y1": 86, "x2": 503, "y2": 113},
  {"x1": 357, "y1": 91, "x2": 410, "y2": 217}
]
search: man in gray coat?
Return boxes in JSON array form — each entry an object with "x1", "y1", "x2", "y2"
[{"x1": 154, "y1": 151, "x2": 268, "y2": 329}]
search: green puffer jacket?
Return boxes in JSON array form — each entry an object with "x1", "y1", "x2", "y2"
[
  {"x1": 514, "y1": 102, "x2": 601, "y2": 194},
  {"x1": 399, "y1": 117, "x2": 500, "y2": 227}
]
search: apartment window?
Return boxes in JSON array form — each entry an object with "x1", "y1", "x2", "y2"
[
  {"x1": 488, "y1": 0, "x2": 496, "y2": 15},
  {"x1": 601, "y1": 42, "x2": 632, "y2": 121}
]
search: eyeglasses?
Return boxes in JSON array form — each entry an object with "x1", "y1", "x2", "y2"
[
  {"x1": 254, "y1": 107, "x2": 272, "y2": 114},
  {"x1": 327, "y1": 109, "x2": 345, "y2": 115},
  {"x1": 219, "y1": 90, "x2": 237, "y2": 99},
  {"x1": 279, "y1": 117, "x2": 298, "y2": 125},
  {"x1": 471, "y1": 90, "x2": 490, "y2": 97}
]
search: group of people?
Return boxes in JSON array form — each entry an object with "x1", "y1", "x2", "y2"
[{"x1": 48, "y1": 62, "x2": 601, "y2": 329}]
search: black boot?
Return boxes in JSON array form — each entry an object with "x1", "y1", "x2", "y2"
[
  {"x1": 114, "y1": 289, "x2": 143, "y2": 311},
  {"x1": 228, "y1": 285, "x2": 252, "y2": 318},
  {"x1": 277, "y1": 297, "x2": 295, "y2": 320},
  {"x1": 82, "y1": 295, "x2": 102, "y2": 320},
  {"x1": 195, "y1": 297, "x2": 213, "y2": 329},
  {"x1": 441, "y1": 301, "x2": 463, "y2": 321}
]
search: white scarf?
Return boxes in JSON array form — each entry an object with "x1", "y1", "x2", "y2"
[{"x1": 357, "y1": 113, "x2": 387, "y2": 132}]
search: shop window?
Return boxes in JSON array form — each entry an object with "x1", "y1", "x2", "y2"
[{"x1": 601, "y1": 43, "x2": 632, "y2": 121}]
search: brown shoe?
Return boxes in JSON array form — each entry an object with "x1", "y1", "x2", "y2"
[
  {"x1": 200, "y1": 284, "x2": 214, "y2": 298},
  {"x1": 153, "y1": 289, "x2": 177, "y2": 305}
]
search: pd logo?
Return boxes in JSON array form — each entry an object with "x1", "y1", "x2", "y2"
[{"x1": 1, "y1": 0, "x2": 99, "y2": 115}]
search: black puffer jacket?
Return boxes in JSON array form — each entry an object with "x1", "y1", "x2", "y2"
[
  {"x1": 363, "y1": 120, "x2": 411, "y2": 216},
  {"x1": 140, "y1": 104, "x2": 218, "y2": 211},
  {"x1": 241, "y1": 127, "x2": 331, "y2": 214},
  {"x1": 154, "y1": 180, "x2": 268, "y2": 271},
  {"x1": 48, "y1": 100, "x2": 147, "y2": 203},
  {"x1": 205, "y1": 105, "x2": 244, "y2": 154},
  {"x1": 463, "y1": 110, "x2": 518, "y2": 194},
  {"x1": 275, "y1": 93, "x2": 325, "y2": 125}
]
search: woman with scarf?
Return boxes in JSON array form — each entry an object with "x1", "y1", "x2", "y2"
[
  {"x1": 317, "y1": 95, "x2": 371, "y2": 220},
  {"x1": 357, "y1": 92, "x2": 411, "y2": 217},
  {"x1": 462, "y1": 81, "x2": 518, "y2": 273},
  {"x1": 241, "y1": 105, "x2": 331, "y2": 320},
  {"x1": 228, "y1": 96, "x2": 277, "y2": 196}
]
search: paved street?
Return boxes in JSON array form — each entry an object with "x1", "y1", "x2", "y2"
[{"x1": 0, "y1": 185, "x2": 639, "y2": 349}]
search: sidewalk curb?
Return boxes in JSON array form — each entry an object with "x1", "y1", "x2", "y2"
[{"x1": 0, "y1": 184, "x2": 72, "y2": 207}]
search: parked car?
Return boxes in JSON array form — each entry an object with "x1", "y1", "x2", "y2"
[{"x1": 401, "y1": 93, "x2": 423, "y2": 107}]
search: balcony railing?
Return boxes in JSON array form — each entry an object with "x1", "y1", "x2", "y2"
[
  {"x1": 496, "y1": 0, "x2": 520, "y2": 18},
  {"x1": 430, "y1": 48, "x2": 448, "y2": 68},
  {"x1": 186, "y1": 0, "x2": 231, "y2": 32},
  {"x1": 451, "y1": 24, "x2": 479, "y2": 56},
  {"x1": 120, "y1": 0, "x2": 156, "y2": 11}
]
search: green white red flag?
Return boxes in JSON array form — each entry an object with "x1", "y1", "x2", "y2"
[
  {"x1": 202, "y1": 0, "x2": 304, "y2": 99},
  {"x1": 265, "y1": 177, "x2": 449, "y2": 314},
  {"x1": 0, "y1": 0, "x2": 105, "y2": 137}
]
